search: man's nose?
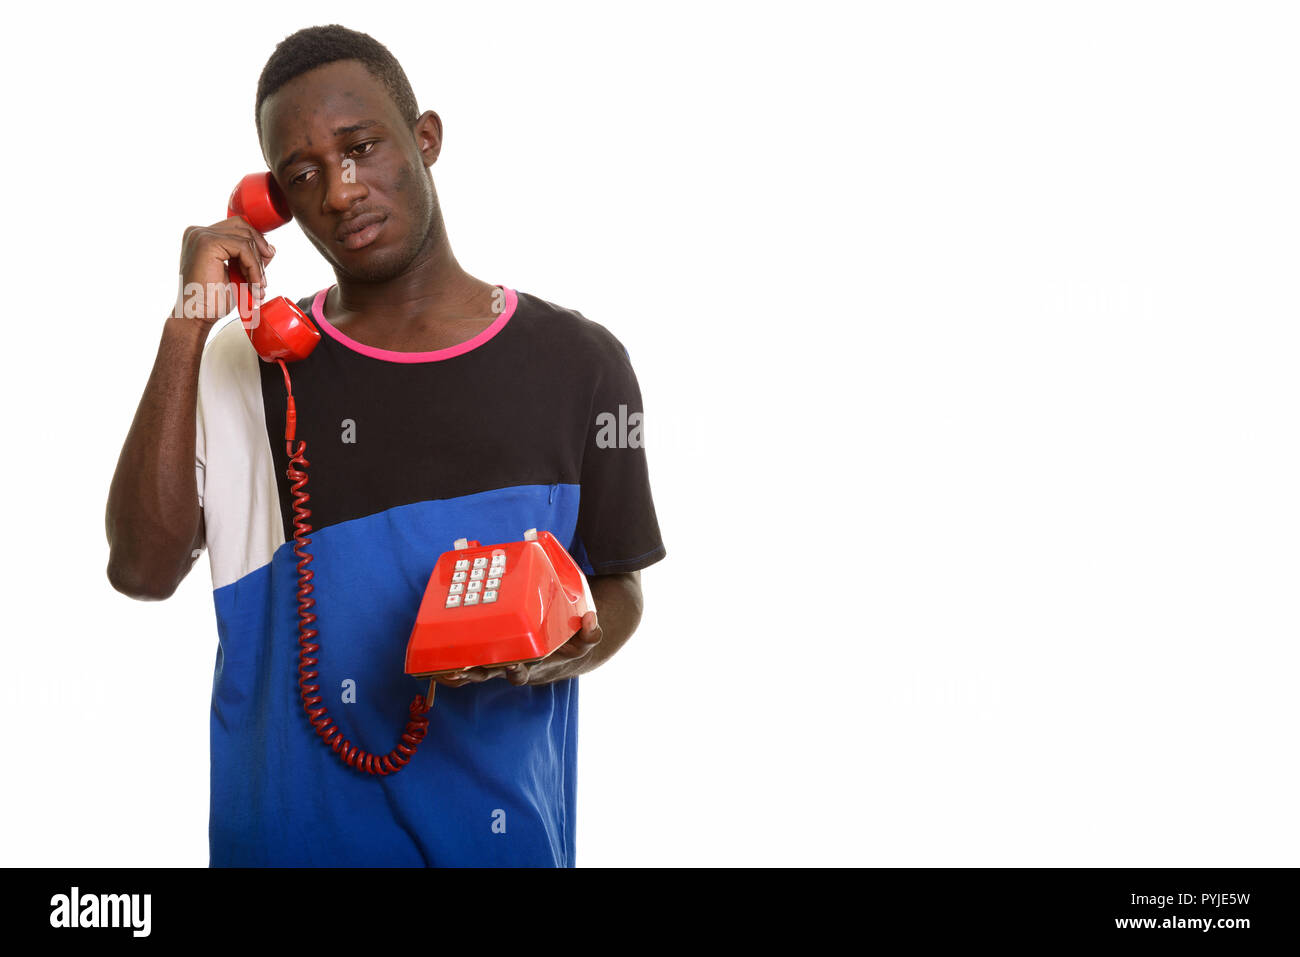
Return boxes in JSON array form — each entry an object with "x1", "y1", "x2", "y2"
[{"x1": 322, "y1": 162, "x2": 367, "y2": 214}]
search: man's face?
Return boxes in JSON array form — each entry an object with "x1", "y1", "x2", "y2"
[{"x1": 259, "y1": 59, "x2": 438, "y2": 282}]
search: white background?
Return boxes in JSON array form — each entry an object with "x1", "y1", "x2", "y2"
[{"x1": 2, "y1": 0, "x2": 1297, "y2": 867}]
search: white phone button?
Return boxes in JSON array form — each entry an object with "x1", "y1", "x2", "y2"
[
  {"x1": 483, "y1": 590, "x2": 498, "y2": 603},
  {"x1": 464, "y1": 592, "x2": 480, "y2": 605},
  {"x1": 472, "y1": 557, "x2": 488, "y2": 569},
  {"x1": 452, "y1": 570, "x2": 467, "y2": 583},
  {"x1": 445, "y1": 594, "x2": 461, "y2": 608},
  {"x1": 486, "y1": 577, "x2": 500, "y2": 590},
  {"x1": 454, "y1": 559, "x2": 470, "y2": 572},
  {"x1": 467, "y1": 580, "x2": 482, "y2": 592},
  {"x1": 449, "y1": 583, "x2": 464, "y2": 595},
  {"x1": 491, "y1": 554, "x2": 506, "y2": 567}
]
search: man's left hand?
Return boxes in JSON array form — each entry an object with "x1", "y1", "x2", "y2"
[
  {"x1": 433, "y1": 610, "x2": 602, "y2": 688},
  {"x1": 504, "y1": 609, "x2": 603, "y2": 686}
]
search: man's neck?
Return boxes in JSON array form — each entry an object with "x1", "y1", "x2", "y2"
[
  {"x1": 329, "y1": 244, "x2": 497, "y2": 329},
  {"x1": 320, "y1": 219, "x2": 505, "y2": 353}
]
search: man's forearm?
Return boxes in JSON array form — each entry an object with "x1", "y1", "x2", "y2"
[
  {"x1": 105, "y1": 314, "x2": 212, "y2": 600},
  {"x1": 525, "y1": 572, "x2": 644, "y2": 685}
]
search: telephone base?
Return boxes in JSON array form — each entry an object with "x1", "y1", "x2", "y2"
[{"x1": 404, "y1": 529, "x2": 593, "y2": 680}]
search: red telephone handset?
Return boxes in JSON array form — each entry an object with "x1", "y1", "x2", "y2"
[
  {"x1": 226, "y1": 172, "x2": 321, "y2": 363},
  {"x1": 405, "y1": 529, "x2": 595, "y2": 687}
]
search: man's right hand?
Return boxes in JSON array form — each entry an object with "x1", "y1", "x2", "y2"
[{"x1": 177, "y1": 217, "x2": 276, "y2": 322}]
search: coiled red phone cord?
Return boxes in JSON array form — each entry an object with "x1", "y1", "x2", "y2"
[{"x1": 276, "y1": 358, "x2": 432, "y2": 775}]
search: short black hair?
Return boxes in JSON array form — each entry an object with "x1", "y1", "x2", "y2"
[{"x1": 255, "y1": 24, "x2": 420, "y2": 145}]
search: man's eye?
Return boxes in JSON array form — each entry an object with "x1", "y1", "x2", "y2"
[
  {"x1": 349, "y1": 141, "x2": 377, "y2": 156},
  {"x1": 290, "y1": 170, "x2": 315, "y2": 186}
]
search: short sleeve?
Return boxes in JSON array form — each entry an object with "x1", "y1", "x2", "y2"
[{"x1": 572, "y1": 337, "x2": 666, "y2": 575}]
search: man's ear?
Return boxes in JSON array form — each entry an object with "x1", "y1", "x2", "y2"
[{"x1": 413, "y1": 110, "x2": 444, "y2": 167}]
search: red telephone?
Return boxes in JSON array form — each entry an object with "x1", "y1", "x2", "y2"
[
  {"x1": 223, "y1": 173, "x2": 591, "y2": 778},
  {"x1": 226, "y1": 172, "x2": 321, "y2": 363},
  {"x1": 405, "y1": 529, "x2": 595, "y2": 697}
]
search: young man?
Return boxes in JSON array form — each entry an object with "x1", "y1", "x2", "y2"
[{"x1": 104, "y1": 25, "x2": 665, "y2": 866}]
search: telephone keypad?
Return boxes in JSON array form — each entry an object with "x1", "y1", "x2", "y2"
[{"x1": 447, "y1": 551, "x2": 507, "y2": 607}]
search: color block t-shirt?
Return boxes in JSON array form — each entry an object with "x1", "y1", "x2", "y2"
[{"x1": 193, "y1": 285, "x2": 665, "y2": 866}]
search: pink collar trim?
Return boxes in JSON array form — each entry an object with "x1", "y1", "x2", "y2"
[{"x1": 310, "y1": 285, "x2": 518, "y2": 363}]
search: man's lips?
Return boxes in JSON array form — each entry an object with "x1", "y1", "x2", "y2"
[
  {"x1": 336, "y1": 213, "x2": 388, "y2": 251},
  {"x1": 335, "y1": 212, "x2": 386, "y2": 242}
]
